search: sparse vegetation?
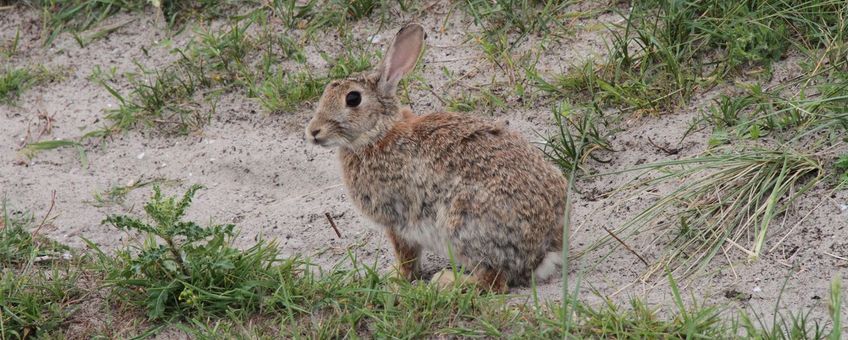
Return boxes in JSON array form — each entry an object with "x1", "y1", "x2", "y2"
[
  {"x1": 0, "y1": 67, "x2": 49, "y2": 104},
  {"x1": 597, "y1": 148, "x2": 823, "y2": 278},
  {"x1": 2, "y1": 190, "x2": 844, "y2": 337},
  {"x1": 535, "y1": 0, "x2": 848, "y2": 114},
  {"x1": 2, "y1": 0, "x2": 847, "y2": 337},
  {"x1": 1, "y1": 203, "x2": 80, "y2": 339}
]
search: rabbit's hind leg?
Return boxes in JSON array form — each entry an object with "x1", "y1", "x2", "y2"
[
  {"x1": 386, "y1": 228, "x2": 422, "y2": 281},
  {"x1": 430, "y1": 267, "x2": 507, "y2": 293}
]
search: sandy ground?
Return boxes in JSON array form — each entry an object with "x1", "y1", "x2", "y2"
[{"x1": 1, "y1": 2, "x2": 846, "y2": 332}]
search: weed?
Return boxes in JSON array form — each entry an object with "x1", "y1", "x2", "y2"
[
  {"x1": 829, "y1": 276, "x2": 843, "y2": 340},
  {"x1": 1, "y1": 28, "x2": 20, "y2": 58},
  {"x1": 0, "y1": 264, "x2": 82, "y2": 339},
  {"x1": 258, "y1": 70, "x2": 324, "y2": 113},
  {"x1": 258, "y1": 46, "x2": 374, "y2": 113},
  {"x1": 543, "y1": 101, "x2": 612, "y2": 177},
  {"x1": 1, "y1": 204, "x2": 67, "y2": 266},
  {"x1": 91, "y1": 177, "x2": 180, "y2": 207},
  {"x1": 101, "y1": 60, "x2": 210, "y2": 134},
  {"x1": 462, "y1": 0, "x2": 570, "y2": 40},
  {"x1": 269, "y1": 0, "x2": 319, "y2": 29},
  {"x1": 697, "y1": 72, "x2": 848, "y2": 143},
  {"x1": 93, "y1": 185, "x2": 283, "y2": 320},
  {"x1": 447, "y1": 93, "x2": 478, "y2": 112},
  {"x1": 0, "y1": 67, "x2": 44, "y2": 105},
  {"x1": 836, "y1": 154, "x2": 848, "y2": 186},
  {"x1": 38, "y1": 0, "x2": 242, "y2": 45},
  {"x1": 19, "y1": 139, "x2": 88, "y2": 168}
]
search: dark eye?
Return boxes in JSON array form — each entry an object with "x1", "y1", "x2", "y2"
[{"x1": 345, "y1": 91, "x2": 361, "y2": 107}]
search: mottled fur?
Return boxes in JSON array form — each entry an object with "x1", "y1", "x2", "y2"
[{"x1": 306, "y1": 24, "x2": 568, "y2": 291}]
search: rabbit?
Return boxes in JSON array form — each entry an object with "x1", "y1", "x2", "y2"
[{"x1": 305, "y1": 23, "x2": 568, "y2": 293}]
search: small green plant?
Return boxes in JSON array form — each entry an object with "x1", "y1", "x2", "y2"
[
  {"x1": 101, "y1": 59, "x2": 210, "y2": 134},
  {"x1": 543, "y1": 101, "x2": 612, "y2": 177},
  {"x1": 91, "y1": 177, "x2": 180, "y2": 207},
  {"x1": 95, "y1": 185, "x2": 284, "y2": 320},
  {"x1": 19, "y1": 139, "x2": 88, "y2": 168},
  {"x1": 462, "y1": 0, "x2": 569, "y2": 41},
  {"x1": 258, "y1": 70, "x2": 325, "y2": 113},
  {"x1": 1, "y1": 67, "x2": 42, "y2": 105},
  {"x1": 836, "y1": 154, "x2": 848, "y2": 187},
  {"x1": 829, "y1": 276, "x2": 843, "y2": 340},
  {"x1": 0, "y1": 264, "x2": 82, "y2": 339},
  {"x1": 0, "y1": 203, "x2": 69, "y2": 266},
  {"x1": 1, "y1": 28, "x2": 20, "y2": 58},
  {"x1": 543, "y1": 0, "x2": 848, "y2": 113}
]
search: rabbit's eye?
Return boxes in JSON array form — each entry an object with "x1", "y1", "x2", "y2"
[{"x1": 345, "y1": 91, "x2": 362, "y2": 107}]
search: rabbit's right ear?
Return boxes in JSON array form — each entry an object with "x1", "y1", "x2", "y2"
[{"x1": 376, "y1": 24, "x2": 425, "y2": 96}]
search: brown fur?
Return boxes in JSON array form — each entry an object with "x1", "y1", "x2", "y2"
[{"x1": 306, "y1": 24, "x2": 567, "y2": 291}]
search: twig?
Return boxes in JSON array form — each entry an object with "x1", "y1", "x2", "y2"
[
  {"x1": 602, "y1": 226, "x2": 649, "y2": 266},
  {"x1": 324, "y1": 213, "x2": 342, "y2": 238},
  {"x1": 32, "y1": 190, "x2": 56, "y2": 237},
  {"x1": 823, "y1": 252, "x2": 848, "y2": 262},
  {"x1": 646, "y1": 136, "x2": 680, "y2": 155}
]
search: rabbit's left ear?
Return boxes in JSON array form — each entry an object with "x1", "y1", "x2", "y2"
[{"x1": 377, "y1": 23, "x2": 425, "y2": 96}]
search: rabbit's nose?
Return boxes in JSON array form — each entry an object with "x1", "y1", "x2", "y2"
[{"x1": 310, "y1": 128, "x2": 322, "y2": 137}]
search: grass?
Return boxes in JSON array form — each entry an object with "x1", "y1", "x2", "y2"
[
  {"x1": 0, "y1": 203, "x2": 81, "y2": 339},
  {"x1": 0, "y1": 66, "x2": 51, "y2": 105},
  {"x1": 91, "y1": 177, "x2": 180, "y2": 207},
  {"x1": 694, "y1": 69, "x2": 848, "y2": 144},
  {"x1": 461, "y1": 0, "x2": 571, "y2": 40},
  {"x1": 0, "y1": 188, "x2": 844, "y2": 338},
  {"x1": 543, "y1": 100, "x2": 612, "y2": 177},
  {"x1": 593, "y1": 147, "x2": 824, "y2": 279},
  {"x1": 534, "y1": 0, "x2": 848, "y2": 114},
  {"x1": 34, "y1": 0, "x2": 247, "y2": 45}
]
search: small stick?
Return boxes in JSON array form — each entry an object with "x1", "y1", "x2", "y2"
[
  {"x1": 823, "y1": 252, "x2": 848, "y2": 262},
  {"x1": 324, "y1": 212, "x2": 342, "y2": 238},
  {"x1": 647, "y1": 136, "x2": 680, "y2": 155},
  {"x1": 32, "y1": 190, "x2": 56, "y2": 237},
  {"x1": 602, "y1": 226, "x2": 649, "y2": 267}
]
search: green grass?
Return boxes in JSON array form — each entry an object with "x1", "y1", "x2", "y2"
[
  {"x1": 534, "y1": 0, "x2": 848, "y2": 114},
  {"x1": 462, "y1": 0, "x2": 571, "y2": 40},
  {"x1": 34, "y1": 0, "x2": 247, "y2": 45},
  {"x1": 543, "y1": 100, "x2": 612, "y2": 177},
  {"x1": 0, "y1": 67, "x2": 49, "y2": 105},
  {"x1": 257, "y1": 42, "x2": 375, "y2": 113},
  {"x1": 0, "y1": 203, "x2": 81, "y2": 339},
  {"x1": 695, "y1": 70, "x2": 848, "y2": 144}
]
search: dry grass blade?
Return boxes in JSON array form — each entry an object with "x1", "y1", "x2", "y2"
[{"x1": 589, "y1": 148, "x2": 823, "y2": 280}]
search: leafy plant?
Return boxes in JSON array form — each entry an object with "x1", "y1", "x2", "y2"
[{"x1": 95, "y1": 185, "x2": 283, "y2": 320}]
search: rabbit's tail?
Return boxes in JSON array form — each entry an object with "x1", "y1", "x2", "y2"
[{"x1": 534, "y1": 251, "x2": 563, "y2": 281}]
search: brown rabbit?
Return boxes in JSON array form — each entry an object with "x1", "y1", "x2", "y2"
[{"x1": 305, "y1": 24, "x2": 567, "y2": 292}]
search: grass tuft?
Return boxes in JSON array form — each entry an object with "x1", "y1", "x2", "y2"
[{"x1": 598, "y1": 147, "x2": 823, "y2": 279}]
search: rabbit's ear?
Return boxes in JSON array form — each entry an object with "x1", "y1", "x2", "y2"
[{"x1": 377, "y1": 23, "x2": 425, "y2": 96}]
